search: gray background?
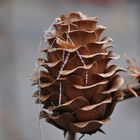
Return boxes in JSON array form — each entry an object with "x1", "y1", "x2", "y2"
[{"x1": 0, "y1": 0, "x2": 140, "y2": 140}]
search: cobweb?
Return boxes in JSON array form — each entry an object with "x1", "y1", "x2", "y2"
[
  {"x1": 34, "y1": 19, "x2": 58, "y2": 140},
  {"x1": 34, "y1": 18, "x2": 89, "y2": 140}
]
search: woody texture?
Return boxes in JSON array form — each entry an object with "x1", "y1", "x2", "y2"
[{"x1": 32, "y1": 12, "x2": 140, "y2": 140}]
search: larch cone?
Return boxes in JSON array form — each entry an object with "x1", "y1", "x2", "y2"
[{"x1": 32, "y1": 12, "x2": 125, "y2": 139}]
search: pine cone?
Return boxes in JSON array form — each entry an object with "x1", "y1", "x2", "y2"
[{"x1": 32, "y1": 12, "x2": 125, "y2": 136}]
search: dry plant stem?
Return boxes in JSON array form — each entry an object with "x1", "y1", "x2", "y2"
[
  {"x1": 122, "y1": 86, "x2": 140, "y2": 101},
  {"x1": 67, "y1": 132, "x2": 76, "y2": 140}
]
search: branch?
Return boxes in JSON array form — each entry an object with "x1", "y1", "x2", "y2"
[
  {"x1": 121, "y1": 85, "x2": 140, "y2": 101},
  {"x1": 67, "y1": 132, "x2": 76, "y2": 140}
]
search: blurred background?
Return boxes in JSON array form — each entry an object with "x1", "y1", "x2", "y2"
[{"x1": 0, "y1": 0, "x2": 140, "y2": 140}]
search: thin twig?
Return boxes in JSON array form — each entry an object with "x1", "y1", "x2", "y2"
[
  {"x1": 67, "y1": 132, "x2": 76, "y2": 140},
  {"x1": 121, "y1": 85, "x2": 140, "y2": 101}
]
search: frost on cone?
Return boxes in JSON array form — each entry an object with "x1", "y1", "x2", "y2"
[{"x1": 32, "y1": 12, "x2": 125, "y2": 136}]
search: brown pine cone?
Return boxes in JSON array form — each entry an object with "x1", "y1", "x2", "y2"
[{"x1": 32, "y1": 12, "x2": 125, "y2": 137}]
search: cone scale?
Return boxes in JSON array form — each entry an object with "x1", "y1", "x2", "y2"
[{"x1": 32, "y1": 12, "x2": 125, "y2": 139}]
